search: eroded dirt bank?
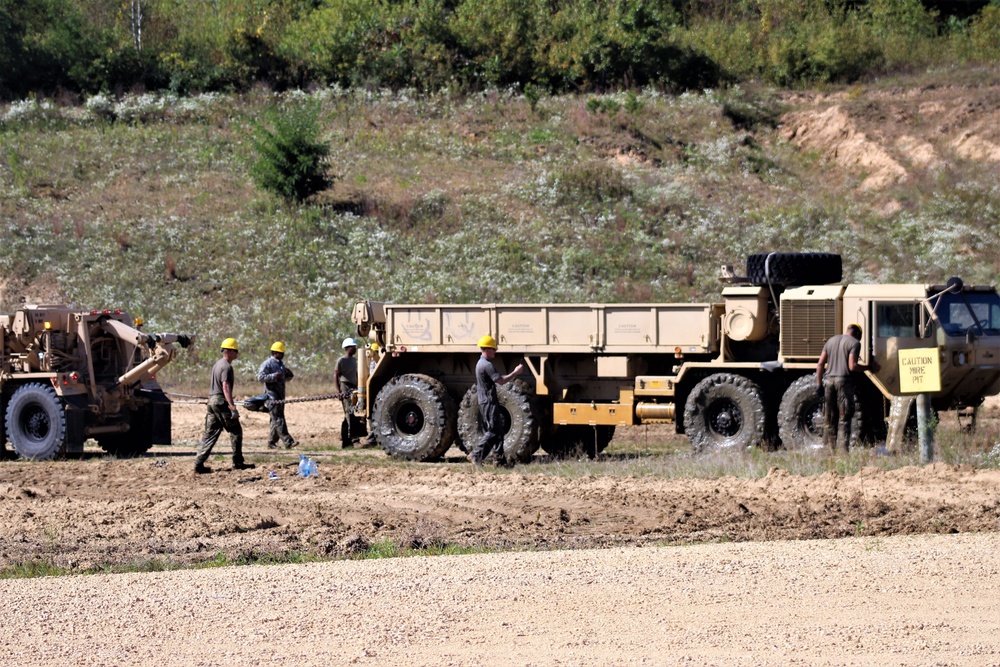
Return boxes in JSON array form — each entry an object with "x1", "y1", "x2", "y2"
[{"x1": 2, "y1": 445, "x2": 999, "y2": 570}]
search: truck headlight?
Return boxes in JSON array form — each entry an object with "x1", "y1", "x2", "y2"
[{"x1": 953, "y1": 352, "x2": 967, "y2": 366}]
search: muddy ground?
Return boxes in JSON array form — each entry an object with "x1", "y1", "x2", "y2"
[{"x1": 1, "y1": 400, "x2": 999, "y2": 572}]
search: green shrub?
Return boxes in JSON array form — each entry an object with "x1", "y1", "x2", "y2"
[
  {"x1": 764, "y1": 9, "x2": 883, "y2": 85},
  {"x1": 967, "y1": 5, "x2": 1000, "y2": 61},
  {"x1": 451, "y1": 0, "x2": 538, "y2": 86},
  {"x1": 248, "y1": 98, "x2": 332, "y2": 203},
  {"x1": 554, "y1": 161, "x2": 631, "y2": 205}
]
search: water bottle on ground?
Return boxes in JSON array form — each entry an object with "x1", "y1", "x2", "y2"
[
  {"x1": 307, "y1": 457, "x2": 318, "y2": 477},
  {"x1": 297, "y1": 454, "x2": 307, "y2": 477}
]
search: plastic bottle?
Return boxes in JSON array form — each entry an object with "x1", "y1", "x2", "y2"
[
  {"x1": 308, "y1": 458, "x2": 318, "y2": 477},
  {"x1": 298, "y1": 454, "x2": 307, "y2": 477}
]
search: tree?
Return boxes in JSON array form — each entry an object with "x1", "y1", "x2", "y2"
[{"x1": 249, "y1": 98, "x2": 333, "y2": 203}]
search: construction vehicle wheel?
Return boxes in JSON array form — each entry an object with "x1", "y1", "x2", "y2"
[
  {"x1": 455, "y1": 388, "x2": 480, "y2": 454},
  {"x1": 540, "y1": 425, "x2": 615, "y2": 459},
  {"x1": 456, "y1": 380, "x2": 540, "y2": 463},
  {"x1": 5, "y1": 383, "x2": 68, "y2": 461},
  {"x1": 683, "y1": 374, "x2": 766, "y2": 452},
  {"x1": 372, "y1": 374, "x2": 456, "y2": 461},
  {"x1": 777, "y1": 375, "x2": 862, "y2": 451},
  {"x1": 746, "y1": 252, "x2": 842, "y2": 286},
  {"x1": 97, "y1": 407, "x2": 154, "y2": 457}
]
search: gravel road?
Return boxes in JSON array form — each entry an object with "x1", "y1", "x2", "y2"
[{"x1": 4, "y1": 532, "x2": 999, "y2": 666}]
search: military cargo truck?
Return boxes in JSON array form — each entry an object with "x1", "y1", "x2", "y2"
[
  {"x1": 349, "y1": 253, "x2": 1000, "y2": 461},
  {"x1": 1, "y1": 304, "x2": 193, "y2": 460}
]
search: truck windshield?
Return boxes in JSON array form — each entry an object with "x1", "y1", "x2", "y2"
[{"x1": 937, "y1": 292, "x2": 1000, "y2": 336}]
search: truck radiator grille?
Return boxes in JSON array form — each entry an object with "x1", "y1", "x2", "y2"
[{"x1": 780, "y1": 300, "x2": 836, "y2": 358}]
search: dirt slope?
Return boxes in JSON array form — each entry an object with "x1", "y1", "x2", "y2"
[{"x1": 780, "y1": 80, "x2": 1000, "y2": 191}]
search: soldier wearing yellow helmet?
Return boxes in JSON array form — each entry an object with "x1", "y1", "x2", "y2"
[
  {"x1": 470, "y1": 334, "x2": 525, "y2": 466},
  {"x1": 194, "y1": 337, "x2": 253, "y2": 474},
  {"x1": 257, "y1": 341, "x2": 298, "y2": 450}
]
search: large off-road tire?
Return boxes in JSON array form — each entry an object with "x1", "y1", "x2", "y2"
[
  {"x1": 777, "y1": 375, "x2": 862, "y2": 451},
  {"x1": 746, "y1": 252, "x2": 842, "y2": 286},
  {"x1": 372, "y1": 374, "x2": 457, "y2": 461},
  {"x1": 97, "y1": 406, "x2": 154, "y2": 457},
  {"x1": 0, "y1": 398, "x2": 9, "y2": 460},
  {"x1": 540, "y1": 424, "x2": 615, "y2": 459},
  {"x1": 683, "y1": 374, "x2": 766, "y2": 452},
  {"x1": 456, "y1": 381, "x2": 540, "y2": 463},
  {"x1": 5, "y1": 383, "x2": 68, "y2": 461}
]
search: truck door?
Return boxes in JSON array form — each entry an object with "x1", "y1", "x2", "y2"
[{"x1": 869, "y1": 301, "x2": 926, "y2": 396}]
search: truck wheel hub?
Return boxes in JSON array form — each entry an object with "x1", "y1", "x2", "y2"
[
  {"x1": 708, "y1": 400, "x2": 742, "y2": 437},
  {"x1": 396, "y1": 404, "x2": 425, "y2": 435},
  {"x1": 24, "y1": 407, "x2": 50, "y2": 439}
]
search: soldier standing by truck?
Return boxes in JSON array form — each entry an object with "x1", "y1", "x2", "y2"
[
  {"x1": 470, "y1": 335, "x2": 524, "y2": 466},
  {"x1": 335, "y1": 337, "x2": 364, "y2": 447},
  {"x1": 194, "y1": 338, "x2": 254, "y2": 473},
  {"x1": 816, "y1": 324, "x2": 869, "y2": 452},
  {"x1": 257, "y1": 341, "x2": 298, "y2": 450}
]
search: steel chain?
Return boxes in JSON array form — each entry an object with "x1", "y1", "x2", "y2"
[
  {"x1": 152, "y1": 389, "x2": 345, "y2": 406},
  {"x1": 266, "y1": 392, "x2": 345, "y2": 406}
]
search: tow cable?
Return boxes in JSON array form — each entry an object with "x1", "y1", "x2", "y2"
[{"x1": 148, "y1": 390, "x2": 347, "y2": 410}]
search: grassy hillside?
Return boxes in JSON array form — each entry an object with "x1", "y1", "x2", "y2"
[{"x1": 2, "y1": 66, "x2": 999, "y2": 385}]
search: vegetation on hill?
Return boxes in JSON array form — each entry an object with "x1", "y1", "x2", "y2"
[
  {"x1": 2, "y1": 64, "x2": 999, "y2": 384},
  {"x1": 1, "y1": 0, "x2": 999, "y2": 100}
]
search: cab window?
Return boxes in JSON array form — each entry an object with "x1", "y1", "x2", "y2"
[
  {"x1": 938, "y1": 292, "x2": 1000, "y2": 336},
  {"x1": 877, "y1": 303, "x2": 918, "y2": 338}
]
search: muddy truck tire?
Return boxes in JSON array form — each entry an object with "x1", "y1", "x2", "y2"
[
  {"x1": 5, "y1": 383, "x2": 68, "y2": 460},
  {"x1": 683, "y1": 374, "x2": 766, "y2": 452},
  {"x1": 778, "y1": 375, "x2": 862, "y2": 451},
  {"x1": 456, "y1": 380, "x2": 540, "y2": 463},
  {"x1": 372, "y1": 374, "x2": 456, "y2": 461}
]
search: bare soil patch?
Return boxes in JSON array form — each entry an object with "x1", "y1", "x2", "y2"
[
  {"x1": 1, "y1": 401, "x2": 999, "y2": 572},
  {"x1": 779, "y1": 81, "x2": 1000, "y2": 190}
]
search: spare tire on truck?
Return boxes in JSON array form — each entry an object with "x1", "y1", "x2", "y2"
[
  {"x1": 746, "y1": 252, "x2": 842, "y2": 286},
  {"x1": 372, "y1": 374, "x2": 457, "y2": 461},
  {"x1": 683, "y1": 373, "x2": 766, "y2": 452},
  {"x1": 5, "y1": 383, "x2": 68, "y2": 460},
  {"x1": 456, "y1": 380, "x2": 540, "y2": 463},
  {"x1": 777, "y1": 374, "x2": 862, "y2": 451}
]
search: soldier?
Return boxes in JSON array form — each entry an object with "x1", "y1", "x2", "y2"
[
  {"x1": 816, "y1": 323, "x2": 876, "y2": 452},
  {"x1": 195, "y1": 338, "x2": 254, "y2": 473},
  {"x1": 470, "y1": 335, "x2": 524, "y2": 466},
  {"x1": 334, "y1": 337, "x2": 364, "y2": 447},
  {"x1": 360, "y1": 342, "x2": 382, "y2": 447},
  {"x1": 257, "y1": 341, "x2": 298, "y2": 450}
]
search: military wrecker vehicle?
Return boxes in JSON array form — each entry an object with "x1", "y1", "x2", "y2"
[
  {"x1": 1, "y1": 304, "x2": 193, "y2": 460},
  {"x1": 347, "y1": 252, "x2": 1000, "y2": 462}
]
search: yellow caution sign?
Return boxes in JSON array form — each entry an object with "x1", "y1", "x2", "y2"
[{"x1": 897, "y1": 348, "x2": 941, "y2": 393}]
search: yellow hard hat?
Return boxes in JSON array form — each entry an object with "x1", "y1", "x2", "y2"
[
  {"x1": 270, "y1": 341, "x2": 286, "y2": 353},
  {"x1": 478, "y1": 335, "x2": 498, "y2": 349},
  {"x1": 221, "y1": 337, "x2": 239, "y2": 351},
  {"x1": 370, "y1": 342, "x2": 380, "y2": 352}
]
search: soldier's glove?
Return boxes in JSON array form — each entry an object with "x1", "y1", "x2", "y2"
[
  {"x1": 816, "y1": 384, "x2": 824, "y2": 398},
  {"x1": 230, "y1": 408, "x2": 240, "y2": 422}
]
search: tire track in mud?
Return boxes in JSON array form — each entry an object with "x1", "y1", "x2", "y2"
[{"x1": 1, "y1": 457, "x2": 998, "y2": 571}]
